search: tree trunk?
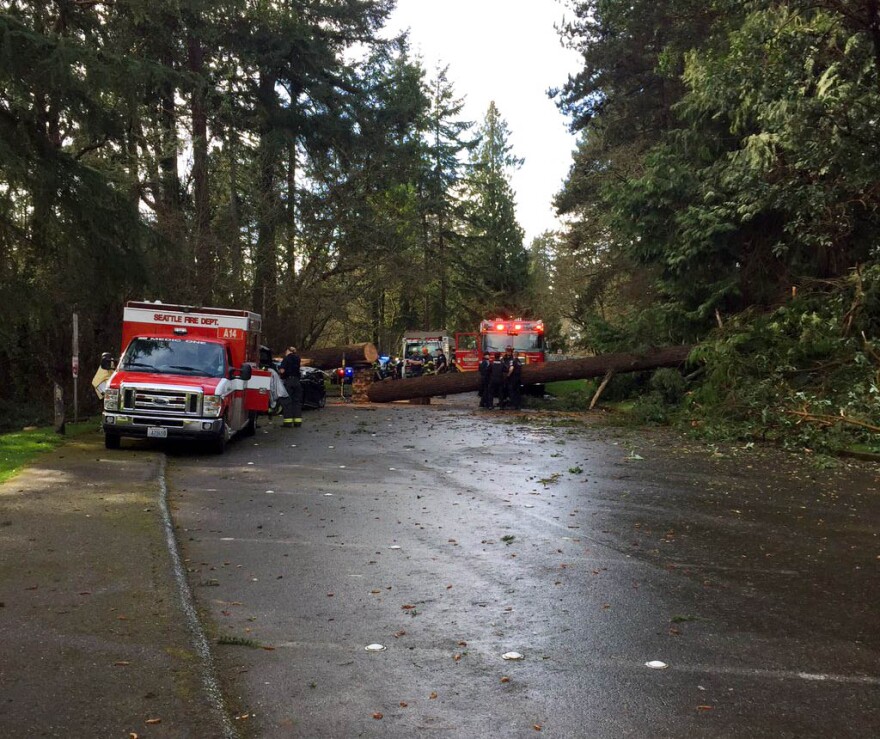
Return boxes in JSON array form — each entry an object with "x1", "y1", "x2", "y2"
[
  {"x1": 300, "y1": 343, "x2": 379, "y2": 370},
  {"x1": 188, "y1": 34, "x2": 213, "y2": 304},
  {"x1": 367, "y1": 346, "x2": 692, "y2": 403},
  {"x1": 252, "y1": 71, "x2": 279, "y2": 321}
]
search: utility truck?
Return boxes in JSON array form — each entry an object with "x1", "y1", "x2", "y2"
[
  {"x1": 400, "y1": 330, "x2": 451, "y2": 377},
  {"x1": 101, "y1": 301, "x2": 271, "y2": 453}
]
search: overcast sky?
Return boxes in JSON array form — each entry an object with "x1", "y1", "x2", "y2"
[{"x1": 385, "y1": 0, "x2": 582, "y2": 244}]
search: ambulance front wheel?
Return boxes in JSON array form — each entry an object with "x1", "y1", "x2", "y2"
[
  {"x1": 211, "y1": 419, "x2": 228, "y2": 454},
  {"x1": 104, "y1": 432, "x2": 121, "y2": 450}
]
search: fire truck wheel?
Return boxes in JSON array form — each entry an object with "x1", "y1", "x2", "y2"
[{"x1": 104, "y1": 433, "x2": 121, "y2": 450}]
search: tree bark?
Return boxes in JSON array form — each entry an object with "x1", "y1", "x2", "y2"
[
  {"x1": 367, "y1": 346, "x2": 693, "y2": 403},
  {"x1": 300, "y1": 343, "x2": 379, "y2": 370}
]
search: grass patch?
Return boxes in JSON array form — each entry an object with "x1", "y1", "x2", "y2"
[{"x1": 0, "y1": 421, "x2": 97, "y2": 484}]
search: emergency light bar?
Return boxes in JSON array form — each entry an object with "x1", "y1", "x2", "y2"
[{"x1": 486, "y1": 319, "x2": 543, "y2": 334}]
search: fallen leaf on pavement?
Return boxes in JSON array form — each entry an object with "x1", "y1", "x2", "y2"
[
  {"x1": 145, "y1": 718, "x2": 161, "y2": 725},
  {"x1": 429, "y1": 692, "x2": 438, "y2": 699},
  {"x1": 372, "y1": 713, "x2": 383, "y2": 720}
]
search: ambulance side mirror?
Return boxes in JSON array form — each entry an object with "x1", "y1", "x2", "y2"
[
  {"x1": 234, "y1": 364, "x2": 253, "y2": 382},
  {"x1": 100, "y1": 354, "x2": 116, "y2": 370}
]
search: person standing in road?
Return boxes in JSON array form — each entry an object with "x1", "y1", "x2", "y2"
[
  {"x1": 278, "y1": 346, "x2": 303, "y2": 427},
  {"x1": 506, "y1": 350, "x2": 523, "y2": 411},
  {"x1": 478, "y1": 352, "x2": 491, "y2": 407},
  {"x1": 500, "y1": 345, "x2": 515, "y2": 408},
  {"x1": 487, "y1": 352, "x2": 506, "y2": 409},
  {"x1": 434, "y1": 347, "x2": 448, "y2": 374}
]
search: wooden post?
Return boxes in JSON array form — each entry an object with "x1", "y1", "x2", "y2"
[{"x1": 589, "y1": 369, "x2": 615, "y2": 410}]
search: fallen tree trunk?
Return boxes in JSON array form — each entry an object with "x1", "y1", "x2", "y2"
[
  {"x1": 300, "y1": 343, "x2": 378, "y2": 370},
  {"x1": 366, "y1": 346, "x2": 693, "y2": 403}
]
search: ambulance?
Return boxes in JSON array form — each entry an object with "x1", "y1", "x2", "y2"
[{"x1": 100, "y1": 301, "x2": 271, "y2": 453}]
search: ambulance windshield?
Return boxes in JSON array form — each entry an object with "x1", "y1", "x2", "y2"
[{"x1": 122, "y1": 338, "x2": 226, "y2": 378}]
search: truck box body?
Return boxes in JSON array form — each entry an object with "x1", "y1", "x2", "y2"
[
  {"x1": 102, "y1": 302, "x2": 271, "y2": 452},
  {"x1": 401, "y1": 331, "x2": 450, "y2": 377}
]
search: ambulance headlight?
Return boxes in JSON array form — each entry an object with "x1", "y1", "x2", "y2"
[
  {"x1": 103, "y1": 388, "x2": 120, "y2": 411},
  {"x1": 203, "y1": 395, "x2": 223, "y2": 417}
]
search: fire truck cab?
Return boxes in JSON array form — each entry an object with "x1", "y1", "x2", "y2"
[
  {"x1": 101, "y1": 301, "x2": 271, "y2": 453},
  {"x1": 454, "y1": 318, "x2": 546, "y2": 372}
]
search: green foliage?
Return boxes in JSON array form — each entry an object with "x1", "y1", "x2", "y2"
[
  {"x1": 629, "y1": 370, "x2": 687, "y2": 425},
  {"x1": 687, "y1": 267, "x2": 880, "y2": 452},
  {"x1": 554, "y1": 1, "x2": 880, "y2": 452},
  {"x1": 650, "y1": 368, "x2": 687, "y2": 405}
]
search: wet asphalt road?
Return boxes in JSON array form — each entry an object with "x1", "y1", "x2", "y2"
[{"x1": 168, "y1": 398, "x2": 880, "y2": 738}]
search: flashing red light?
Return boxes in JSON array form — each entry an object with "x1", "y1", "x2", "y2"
[
  {"x1": 495, "y1": 323, "x2": 505, "y2": 331},
  {"x1": 513, "y1": 323, "x2": 522, "y2": 331}
]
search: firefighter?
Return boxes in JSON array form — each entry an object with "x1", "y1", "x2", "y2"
[
  {"x1": 434, "y1": 347, "x2": 448, "y2": 374},
  {"x1": 487, "y1": 352, "x2": 506, "y2": 409},
  {"x1": 278, "y1": 346, "x2": 303, "y2": 427},
  {"x1": 500, "y1": 345, "x2": 515, "y2": 408},
  {"x1": 506, "y1": 350, "x2": 523, "y2": 410},
  {"x1": 478, "y1": 352, "x2": 492, "y2": 407},
  {"x1": 407, "y1": 348, "x2": 428, "y2": 377}
]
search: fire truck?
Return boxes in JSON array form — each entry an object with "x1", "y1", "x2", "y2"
[
  {"x1": 100, "y1": 301, "x2": 271, "y2": 453},
  {"x1": 454, "y1": 318, "x2": 546, "y2": 372}
]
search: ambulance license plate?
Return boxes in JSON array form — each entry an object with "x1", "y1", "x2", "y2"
[{"x1": 147, "y1": 427, "x2": 168, "y2": 438}]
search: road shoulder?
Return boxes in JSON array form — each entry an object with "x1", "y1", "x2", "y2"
[{"x1": 0, "y1": 431, "x2": 226, "y2": 738}]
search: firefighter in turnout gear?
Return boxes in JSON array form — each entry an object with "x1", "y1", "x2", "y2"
[{"x1": 278, "y1": 346, "x2": 303, "y2": 427}]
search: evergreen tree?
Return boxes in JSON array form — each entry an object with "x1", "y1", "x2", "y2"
[
  {"x1": 459, "y1": 101, "x2": 529, "y2": 322},
  {"x1": 418, "y1": 65, "x2": 475, "y2": 330}
]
